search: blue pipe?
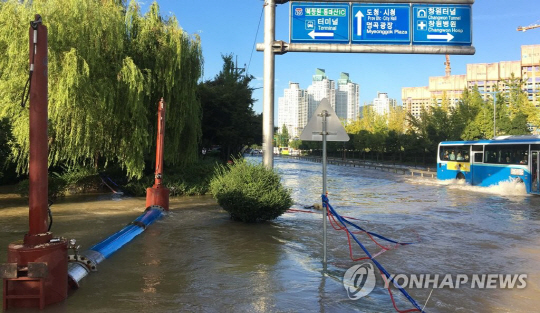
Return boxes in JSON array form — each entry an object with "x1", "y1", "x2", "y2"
[
  {"x1": 68, "y1": 206, "x2": 164, "y2": 288},
  {"x1": 90, "y1": 207, "x2": 163, "y2": 258}
]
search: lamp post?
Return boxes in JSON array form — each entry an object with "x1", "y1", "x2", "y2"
[
  {"x1": 487, "y1": 91, "x2": 497, "y2": 138},
  {"x1": 493, "y1": 94, "x2": 496, "y2": 138}
]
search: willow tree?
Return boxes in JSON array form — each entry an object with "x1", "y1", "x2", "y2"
[{"x1": 0, "y1": 0, "x2": 203, "y2": 178}]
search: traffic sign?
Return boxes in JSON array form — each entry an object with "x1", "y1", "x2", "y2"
[
  {"x1": 300, "y1": 98, "x2": 349, "y2": 142},
  {"x1": 290, "y1": 2, "x2": 350, "y2": 44},
  {"x1": 412, "y1": 4, "x2": 472, "y2": 45},
  {"x1": 351, "y1": 4, "x2": 410, "y2": 44}
]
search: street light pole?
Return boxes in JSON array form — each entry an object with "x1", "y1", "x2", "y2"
[
  {"x1": 493, "y1": 94, "x2": 496, "y2": 138},
  {"x1": 487, "y1": 91, "x2": 497, "y2": 138}
]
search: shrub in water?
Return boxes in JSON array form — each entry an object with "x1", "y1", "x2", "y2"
[{"x1": 210, "y1": 159, "x2": 292, "y2": 223}]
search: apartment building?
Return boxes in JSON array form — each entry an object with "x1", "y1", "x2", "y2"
[
  {"x1": 402, "y1": 44, "x2": 540, "y2": 116},
  {"x1": 306, "y1": 68, "x2": 336, "y2": 120},
  {"x1": 336, "y1": 72, "x2": 360, "y2": 122},
  {"x1": 277, "y1": 82, "x2": 308, "y2": 139},
  {"x1": 373, "y1": 92, "x2": 397, "y2": 116},
  {"x1": 277, "y1": 69, "x2": 360, "y2": 139}
]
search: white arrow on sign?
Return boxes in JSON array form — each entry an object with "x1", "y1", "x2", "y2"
[
  {"x1": 308, "y1": 30, "x2": 333, "y2": 39},
  {"x1": 355, "y1": 11, "x2": 364, "y2": 36},
  {"x1": 427, "y1": 33, "x2": 454, "y2": 42}
]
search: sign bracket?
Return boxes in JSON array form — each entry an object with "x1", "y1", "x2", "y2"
[{"x1": 257, "y1": 42, "x2": 475, "y2": 55}]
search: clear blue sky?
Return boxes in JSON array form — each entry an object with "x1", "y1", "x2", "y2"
[{"x1": 142, "y1": 0, "x2": 540, "y2": 114}]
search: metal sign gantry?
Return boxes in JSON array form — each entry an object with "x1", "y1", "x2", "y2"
[
  {"x1": 290, "y1": 2, "x2": 472, "y2": 46},
  {"x1": 259, "y1": 0, "x2": 475, "y2": 169}
]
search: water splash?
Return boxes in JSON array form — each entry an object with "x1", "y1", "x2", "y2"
[{"x1": 408, "y1": 177, "x2": 529, "y2": 196}]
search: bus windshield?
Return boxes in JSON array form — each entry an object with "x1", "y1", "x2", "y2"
[{"x1": 440, "y1": 145, "x2": 470, "y2": 162}]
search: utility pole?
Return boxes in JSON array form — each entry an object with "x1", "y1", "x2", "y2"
[
  {"x1": 487, "y1": 91, "x2": 497, "y2": 138},
  {"x1": 233, "y1": 55, "x2": 246, "y2": 77},
  {"x1": 262, "y1": 0, "x2": 276, "y2": 168}
]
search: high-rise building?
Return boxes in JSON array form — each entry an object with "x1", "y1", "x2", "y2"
[
  {"x1": 306, "y1": 69, "x2": 335, "y2": 120},
  {"x1": 402, "y1": 86, "x2": 430, "y2": 118},
  {"x1": 277, "y1": 82, "x2": 308, "y2": 139},
  {"x1": 373, "y1": 92, "x2": 397, "y2": 116},
  {"x1": 336, "y1": 72, "x2": 360, "y2": 123},
  {"x1": 521, "y1": 45, "x2": 540, "y2": 106},
  {"x1": 277, "y1": 69, "x2": 360, "y2": 139}
]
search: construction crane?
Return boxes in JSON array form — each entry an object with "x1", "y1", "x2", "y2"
[
  {"x1": 517, "y1": 22, "x2": 540, "y2": 32},
  {"x1": 444, "y1": 54, "x2": 451, "y2": 76}
]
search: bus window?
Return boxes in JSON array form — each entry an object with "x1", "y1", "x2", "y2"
[
  {"x1": 440, "y1": 145, "x2": 470, "y2": 161},
  {"x1": 474, "y1": 153, "x2": 483, "y2": 163},
  {"x1": 440, "y1": 146, "x2": 450, "y2": 160},
  {"x1": 484, "y1": 144, "x2": 529, "y2": 164}
]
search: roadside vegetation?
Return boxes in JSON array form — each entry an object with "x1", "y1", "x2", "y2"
[
  {"x1": 210, "y1": 158, "x2": 292, "y2": 223},
  {"x1": 0, "y1": 1, "x2": 263, "y2": 203}
]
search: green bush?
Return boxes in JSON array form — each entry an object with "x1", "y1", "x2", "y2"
[
  {"x1": 210, "y1": 158, "x2": 293, "y2": 223},
  {"x1": 164, "y1": 160, "x2": 215, "y2": 196},
  {"x1": 122, "y1": 159, "x2": 215, "y2": 196},
  {"x1": 59, "y1": 167, "x2": 101, "y2": 193},
  {"x1": 16, "y1": 167, "x2": 102, "y2": 199},
  {"x1": 17, "y1": 176, "x2": 67, "y2": 200}
]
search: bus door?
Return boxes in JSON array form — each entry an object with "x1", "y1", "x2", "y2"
[
  {"x1": 471, "y1": 152, "x2": 483, "y2": 186},
  {"x1": 532, "y1": 151, "x2": 539, "y2": 194}
]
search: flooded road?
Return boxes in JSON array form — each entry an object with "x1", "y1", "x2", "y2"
[{"x1": 1, "y1": 156, "x2": 540, "y2": 312}]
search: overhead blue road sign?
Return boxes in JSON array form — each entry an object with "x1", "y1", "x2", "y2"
[
  {"x1": 412, "y1": 4, "x2": 472, "y2": 45},
  {"x1": 352, "y1": 4, "x2": 410, "y2": 44},
  {"x1": 290, "y1": 2, "x2": 350, "y2": 44}
]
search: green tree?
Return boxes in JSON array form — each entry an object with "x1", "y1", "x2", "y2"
[
  {"x1": 0, "y1": 0, "x2": 203, "y2": 178},
  {"x1": 289, "y1": 138, "x2": 302, "y2": 150},
  {"x1": 494, "y1": 91, "x2": 513, "y2": 136},
  {"x1": 352, "y1": 129, "x2": 370, "y2": 159},
  {"x1": 278, "y1": 124, "x2": 290, "y2": 147},
  {"x1": 460, "y1": 87, "x2": 489, "y2": 140},
  {"x1": 387, "y1": 106, "x2": 406, "y2": 134},
  {"x1": 385, "y1": 130, "x2": 401, "y2": 162},
  {"x1": 198, "y1": 54, "x2": 257, "y2": 161},
  {"x1": 450, "y1": 88, "x2": 478, "y2": 140},
  {"x1": 507, "y1": 112, "x2": 531, "y2": 135},
  {"x1": 501, "y1": 74, "x2": 533, "y2": 135},
  {"x1": 246, "y1": 113, "x2": 263, "y2": 147},
  {"x1": 0, "y1": 118, "x2": 13, "y2": 176},
  {"x1": 441, "y1": 91, "x2": 450, "y2": 113}
]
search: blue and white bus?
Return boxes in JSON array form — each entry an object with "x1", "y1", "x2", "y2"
[{"x1": 437, "y1": 136, "x2": 540, "y2": 194}]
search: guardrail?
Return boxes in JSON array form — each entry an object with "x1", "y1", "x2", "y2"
[{"x1": 409, "y1": 169, "x2": 436, "y2": 178}]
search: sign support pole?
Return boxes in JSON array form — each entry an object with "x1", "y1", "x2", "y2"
[
  {"x1": 321, "y1": 110, "x2": 328, "y2": 267},
  {"x1": 300, "y1": 98, "x2": 349, "y2": 270},
  {"x1": 263, "y1": 0, "x2": 276, "y2": 168}
]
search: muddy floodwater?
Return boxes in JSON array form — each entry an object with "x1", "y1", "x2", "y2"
[{"x1": 1, "y1": 156, "x2": 540, "y2": 312}]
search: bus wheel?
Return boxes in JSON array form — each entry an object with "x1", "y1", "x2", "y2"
[{"x1": 456, "y1": 172, "x2": 465, "y2": 180}]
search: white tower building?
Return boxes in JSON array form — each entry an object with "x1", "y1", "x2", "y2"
[
  {"x1": 336, "y1": 72, "x2": 360, "y2": 123},
  {"x1": 306, "y1": 69, "x2": 335, "y2": 120},
  {"x1": 373, "y1": 92, "x2": 397, "y2": 116},
  {"x1": 277, "y1": 82, "x2": 308, "y2": 139}
]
